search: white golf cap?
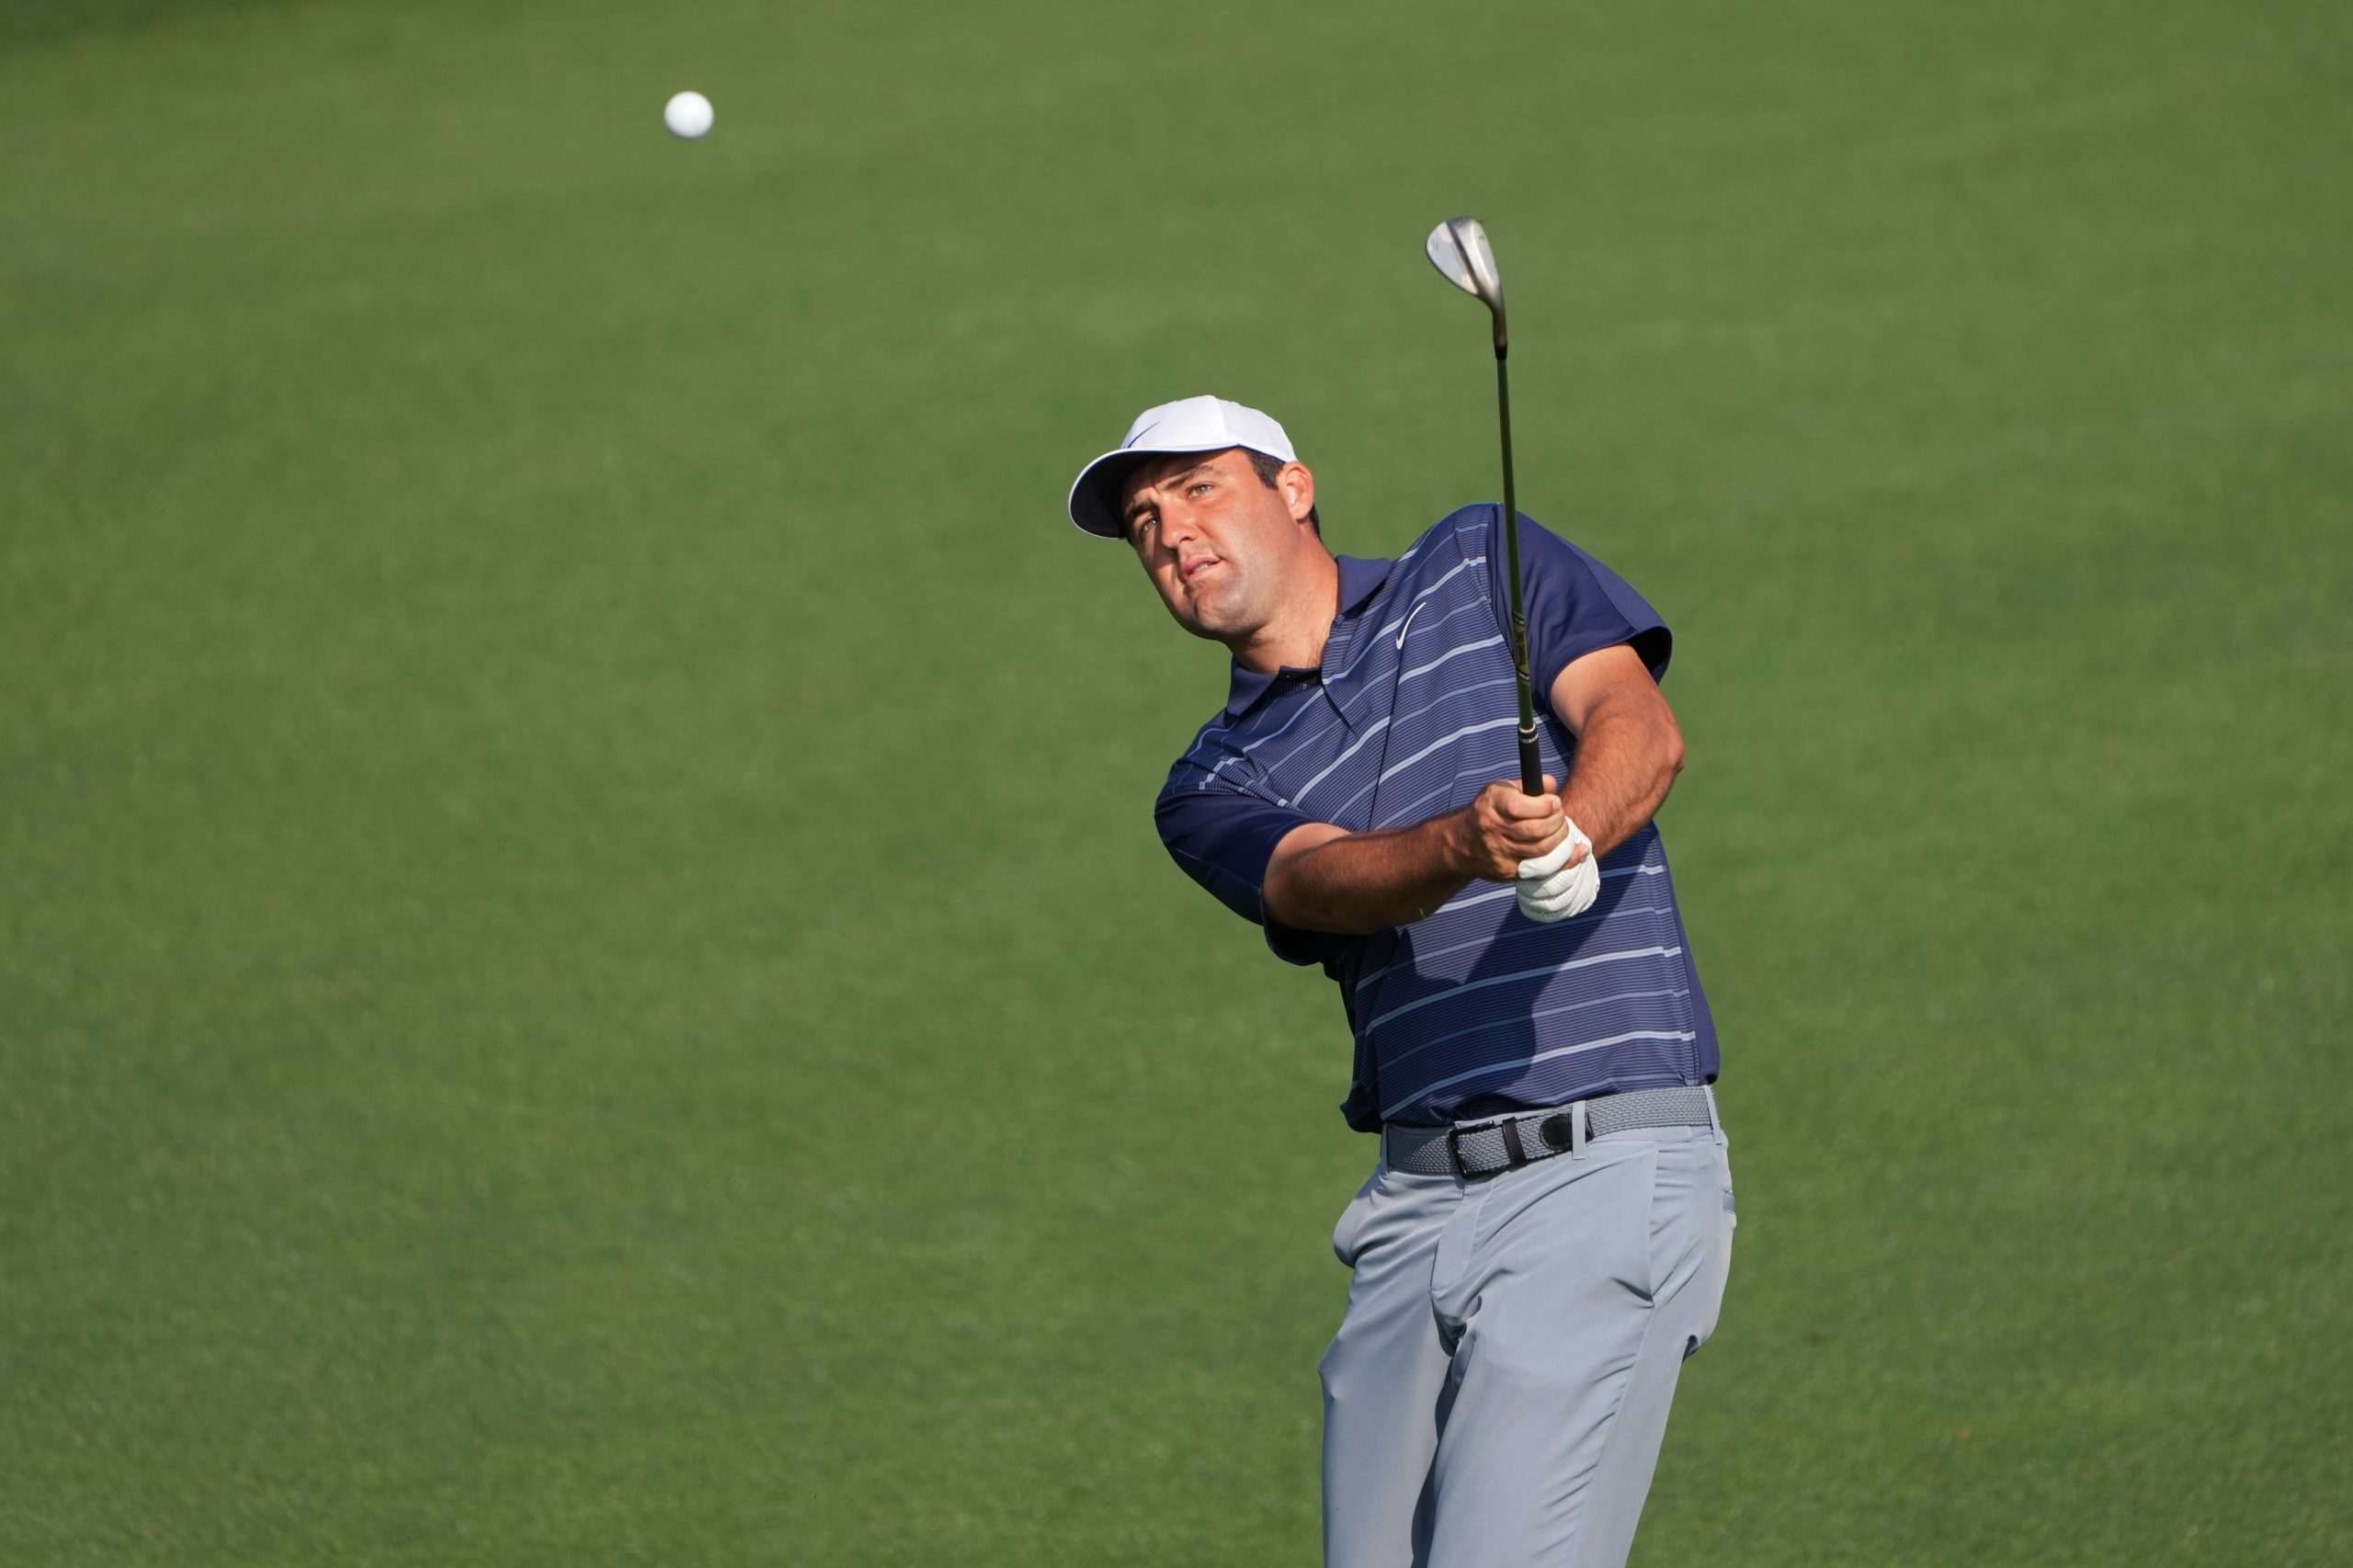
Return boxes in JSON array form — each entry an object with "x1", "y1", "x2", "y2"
[{"x1": 1066, "y1": 395, "x2": 1297, "y2": 539}]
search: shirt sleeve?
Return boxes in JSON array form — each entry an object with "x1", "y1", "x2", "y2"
[
  {"x1": 1489, "y1": 507, "x2": 1673, "y2": 697},
  {"x1": 1154, "y1": 764, "x2": 1353, "y2": 968}
]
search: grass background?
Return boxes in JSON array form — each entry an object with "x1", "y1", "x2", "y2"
[{"x1": 4, "y1": 0, "x2": 2347, "y2": 1562}]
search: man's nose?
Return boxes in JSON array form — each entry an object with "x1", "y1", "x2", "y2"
[{"x1": 1156, "y1": 499, "x2": 1203, "y2": 548}]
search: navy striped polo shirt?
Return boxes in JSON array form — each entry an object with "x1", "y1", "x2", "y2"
[{"x1": 1154, "y1": 506, "x2": 1719, "y2": 1131}]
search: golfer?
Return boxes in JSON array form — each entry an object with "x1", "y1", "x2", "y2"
[{"x1": 1070, "y1": 396, "x2": 1734, "y2": 1568}]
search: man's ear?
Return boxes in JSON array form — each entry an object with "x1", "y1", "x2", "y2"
[{"x1": 1279, "y1": 461, "x2": 1315, "y2": 524}]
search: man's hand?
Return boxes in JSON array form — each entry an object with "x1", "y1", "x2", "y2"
[
  {"x1": 1449, "y1": 776, "x2": 1571, "y2": 881},
  {"x1": 1516, "y1": 818, "x2": 1597, "y2": 923}
]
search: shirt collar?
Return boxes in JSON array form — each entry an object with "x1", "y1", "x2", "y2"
[
  {"x1": 1334, "y1": 553, "x2": 1392, "y2": 617},
  {"x1": 1220, "y1": 554, "x2": 1395, "y2": 718}
]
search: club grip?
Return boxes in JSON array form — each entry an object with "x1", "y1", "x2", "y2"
[{"x1": 1518, "y1": 724, "x2": 1544, "y2": 798}]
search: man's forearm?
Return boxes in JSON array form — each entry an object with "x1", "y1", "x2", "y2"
[
  {"x1": 1560, "y1": 695, "x2": 1685, "y2": 858},
  {"x1": 1264, "y1": 815, "x2": 1476, "y2": 936},
  {"x1": 1263, "y1": 778, "x2": 1573, "y2": 935}
]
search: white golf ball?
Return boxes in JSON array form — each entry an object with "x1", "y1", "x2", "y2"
[{"x1": 665, "y1": 91, "x2": 713, "y2": 140}]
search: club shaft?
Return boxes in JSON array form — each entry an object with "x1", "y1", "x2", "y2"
[{"x1": 1495, "y1": 346, "x2": 1543, "y2": 796}]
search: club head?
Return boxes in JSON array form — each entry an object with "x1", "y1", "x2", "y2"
[{"x1": 1425, "y1": 216, "x2": 1507, "y2": 349}]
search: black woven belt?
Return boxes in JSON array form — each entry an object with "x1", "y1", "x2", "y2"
[{"x1": 1381, "y1": 1086, "x2": 1717, "y2": 1179}]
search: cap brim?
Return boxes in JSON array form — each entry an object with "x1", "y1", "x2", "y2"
[{"x1": 1066, "y1": 448, "x2": 1157, "y2": 539}]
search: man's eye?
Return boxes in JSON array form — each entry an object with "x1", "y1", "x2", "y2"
[{"x1": 1188, "y1": 483, "x2": 1213, "y2": 497}]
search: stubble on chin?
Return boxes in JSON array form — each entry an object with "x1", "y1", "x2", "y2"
[
  {"x1": 1178, "y1": 578, "x2": 1250, "y2": 642},
  {"x1": 1169, "y1": 594, "x2": 1223, "y2": 642},
  {"x1": 1160, "y1": 569, "x2": 1215, "y2": 634}
]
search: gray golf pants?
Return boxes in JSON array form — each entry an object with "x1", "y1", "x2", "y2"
[{"x1": 1319, "y1": 1118, "x2": 1734, "y2": 1568}]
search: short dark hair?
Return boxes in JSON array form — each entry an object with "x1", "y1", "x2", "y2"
[{"x1": 1245, "y1": 449, "x2": 1320, "y2": 536}]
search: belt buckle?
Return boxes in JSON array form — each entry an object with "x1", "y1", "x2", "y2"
[
  {"x1": 1454, "y1": 1107, "x2": 1590, "y2": 1179},
  {"x1": 1446, "y1": 1114, "x2": 1522, "y2": 1180}
]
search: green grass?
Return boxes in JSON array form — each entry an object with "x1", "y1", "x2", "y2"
[{"x1": 4, "y1": 1, "x2": 2348, "y2": 1562}]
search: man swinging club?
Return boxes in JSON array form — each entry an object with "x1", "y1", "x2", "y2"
[{"x1": 1065, "y1": 378, "x2": 1734, "y2": 1566}]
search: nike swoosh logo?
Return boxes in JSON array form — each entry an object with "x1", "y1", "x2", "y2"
[
  {"x1": 1123, "y1": 421, "x2": 1165, "y2": 450},
  {"x1": 1395, "y1": 602, "x2": 1426, "y2": 650}
]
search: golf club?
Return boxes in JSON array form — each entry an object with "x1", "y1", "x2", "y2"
[{"x1": 1425, "y1": 215, "x2": 1544, "y2": 798}]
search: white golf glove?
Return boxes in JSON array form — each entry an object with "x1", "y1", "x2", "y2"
[{"x1": 1517, "y1": 819, "x2": 1598, "y2": 924}]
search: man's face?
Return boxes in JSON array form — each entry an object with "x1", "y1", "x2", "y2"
[{"x1": 1119, "y1": 448, "x2": 1317, "y2": 644}]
